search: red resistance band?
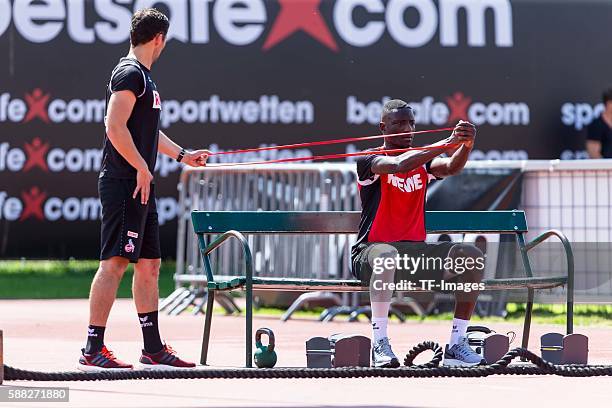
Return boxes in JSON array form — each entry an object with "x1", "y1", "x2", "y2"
[
  {"x1": 203, "y1": 127, "x2": 457, "y2": 167},
  {"x1": 205, "y1": 144, "x2": 460, "y2": 167},
  {"x1": 209, "y1": 127, "x2": 454, "y2": 157}
]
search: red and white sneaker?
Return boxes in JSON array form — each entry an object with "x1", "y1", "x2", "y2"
[
  {"x1": 139, "y1": 344, "x2": 196, "y2": 370},
  {"x1": 77, "y1": 346, "x2": 133, "y2": 372}
]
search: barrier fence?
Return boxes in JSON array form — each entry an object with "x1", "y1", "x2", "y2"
[
  {"x1": 518, "y1": 160, "x2": 612, "y2": 303},
  {"x1": 164, "y1": 164, "x2": 361, "y2": 315},
  {"x1": 168, "y1": 160, "x2": 612, "y2": 315}
]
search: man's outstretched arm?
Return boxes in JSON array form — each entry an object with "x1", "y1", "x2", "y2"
[
  {"x1": 370, "y1": 121, "x2": 473, "y2": 175},
  {"x1": 158, "y1": 131, "x2": 209, "y2": 167},
  {"x1": 370, "y1": 138, "x2": 453, "y2": 175}
]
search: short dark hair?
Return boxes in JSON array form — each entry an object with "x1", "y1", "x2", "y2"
[
  {"x1": 603, "y1": 88, "x2": 612, "y2": 105},
  {"x1": 382, "y1": 99, "x2": 412, "y2": 120},
  {"x1": 130, "y1": 8, "x2": 169, "y2": 47}
]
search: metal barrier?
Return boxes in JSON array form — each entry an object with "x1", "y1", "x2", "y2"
[
  {"x1": 168, "y1": 159, "x2": 612, "y2": 316},
  {"x1": 163, "y1": 164, "x2": 362, "y2": 315},
  {"x1": 469, "y1": 159, "x2": 612, "y2": 304}
]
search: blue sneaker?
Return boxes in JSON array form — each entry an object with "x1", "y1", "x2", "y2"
[
  {"x1": 371, "y1": 338, "x2": 400, "y2": 368},
  {"x1": 444, "y1": 336, "x2": 486, "y2": 367}
]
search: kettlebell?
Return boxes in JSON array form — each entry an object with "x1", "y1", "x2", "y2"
[{"x1": 254, "y1": 328, "x2": 277, "y2": 368}]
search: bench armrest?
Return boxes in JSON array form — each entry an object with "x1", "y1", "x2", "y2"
[
  {"x1": 525, "y1": 229, "x2": 574, "y2": 300},
  {"x1": 200, "y1": 230, "x2": 253, "y2": 285}
]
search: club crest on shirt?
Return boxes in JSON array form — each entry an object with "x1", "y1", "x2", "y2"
[{"x1": 152, "y1": 90, "x2": 161, "y2": 109}]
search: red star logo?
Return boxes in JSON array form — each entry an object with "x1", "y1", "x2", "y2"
[
  {"x1": 446, "y1": 92, "x2": 472, "y2": 124},
  {"x1": 263, "y1": 0, "x2": 338, "y2": 52},
  {"x1": 20, "y1": 186, "x2": 47, "y2": 221},
  {"x1": 23, "y1": 89, "x2": 51, "y2": 123},
  {"x1": 23, "y1": 138, "x2": 50, "y2": 172}
]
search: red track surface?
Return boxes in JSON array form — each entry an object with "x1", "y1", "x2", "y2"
[{"x1": 2, "y1": 299, "x2": 612, "y2": 407}]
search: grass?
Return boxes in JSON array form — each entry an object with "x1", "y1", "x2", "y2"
[
  {"x1": 253, "y1": 305, "x2": 612, "y2": 326},
  {"x1": 506, "y1": 303, "x2": 612, "y2": 326},
  {"x1": 2, "y1": 260, "x2": 612, "y2": 326},
  {"x1": 0, "y1": 260, "x2": 176, "y2": 299}
]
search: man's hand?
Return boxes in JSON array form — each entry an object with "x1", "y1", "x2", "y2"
[
  {"x1": 182, "y1": 149, "x2": 210, "y2": 167},
  {"x1": 428, "y1": 121, "x2": 476, "y2": 178},
  {"x1": 133, "y1": 166, "x2": 154, "y2": 205},
  {"x1": 450, "y1": 120, "x2": 476, "y2": 148}
]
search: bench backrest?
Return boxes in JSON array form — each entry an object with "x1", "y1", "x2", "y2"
[{"x1": 191, "y1": 210, "x2": 528, "y2": 234}]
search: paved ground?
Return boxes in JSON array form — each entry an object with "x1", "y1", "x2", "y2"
[{"x1": 1, "y1": 299, "x2": 612, "y2": 408}]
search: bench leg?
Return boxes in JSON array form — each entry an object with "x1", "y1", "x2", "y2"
[
  {"x1": 521, "y1": 288, "x2": 534, "y2": 353},
  {"x1": 567, "y1": 289, "x2": 574, "y2": 335},
  {"x1": 246, "y1": 286, "x2": 253, "y2": 368},
  {"x1": 200, "y1": 290, "x2": 215, "y2": 365}
]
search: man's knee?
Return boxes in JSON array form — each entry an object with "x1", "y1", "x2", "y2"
[
  {"x1": 449, "y1": 244, "x2": 484, "y2": 281},
  {"x1": 450, "y1": 244, "x2": 483, "y2": 263},
  {"x1": 367, "y1": 244, "x2": 399, "y2": 269},
  {"x1": 99, "y1": 257, "x2": 129, "y2": 279},
  {"x1": 135, "y1": 258, "x2": 161, "y2": 279}
]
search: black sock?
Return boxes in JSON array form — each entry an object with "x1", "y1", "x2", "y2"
[
  {"x1": 85, "y1": 325, "x2": 105, "y2": 354},
  {"x1": 138, "y1": 311, "x2": 163, "y2": 353}
]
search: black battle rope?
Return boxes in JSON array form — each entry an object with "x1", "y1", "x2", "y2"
[{"x1": 4, "y1": 343, "x2": 612, "y2": 381}]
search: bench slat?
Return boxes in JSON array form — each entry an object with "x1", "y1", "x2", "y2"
[
  {"x1": 192, "y1": 210, "x2": 528, "y2": 234},
  {"x1": 175, "y1": 274, "x2": 566, "y2": 292}
]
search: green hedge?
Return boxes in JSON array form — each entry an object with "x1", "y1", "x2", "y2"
[{"x1": 0, "y1": 260, "x2": 176, "y2": 299}]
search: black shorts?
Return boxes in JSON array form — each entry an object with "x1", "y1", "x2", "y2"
[
  {"x1": 352, "y1": 241, "x2": 456, "y2": 291},
  {"x1": 99, "y1": 177, "x2": 161, "y2": 263}
]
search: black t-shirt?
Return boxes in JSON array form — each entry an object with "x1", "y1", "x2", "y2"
[
  {"x1": 587, "y1": 116, "x2": 612, "y2": 158},
  {"x1": 100, "y1": 57, "x2": 161, "y2": 179}
]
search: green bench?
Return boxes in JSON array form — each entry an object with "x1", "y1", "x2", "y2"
[{"x1": 191, "y1": 210, "x2": 574, "y2": 367}]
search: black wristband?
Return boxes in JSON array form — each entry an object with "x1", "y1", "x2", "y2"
[{"x1": 176, "y1": 148, "x2": 187, "y2": 163}]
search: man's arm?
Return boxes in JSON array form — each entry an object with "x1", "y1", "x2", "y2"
[
  {"x1": 158, "y1": 130, "x2": 182, "y2": 159},
  {"x1": 106, "y1": 91, "x2": 149, "y2": 172},
  {"x1": 158, "y1": 130, "x2": 210, "y2": 167},
  {"x1": 370, "y1": 138, "x2": 453, "y2": 175},
  {"x1": 370, "y1": 121, "x2": 473, "y2": 175},
  {"x1": 586, "y1": 140, "x2": 602, "y2": 159},
  {"x1": 106, "y1": 90, "x2": 153, "y2": 204},
  {"x1": 428, "y1": 144, "x2": 472, "y2": 178},
  {"x1": 428, "y1": 121, "x2": 476, "y2": 178},
  {"x1": 586, "y1": 121, "x2": 603, "y2": 159}
]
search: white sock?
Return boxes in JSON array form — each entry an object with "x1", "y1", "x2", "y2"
[
  {"x1": 370, "y1": 302, "x2": 391, "y2": 343},
  {"x1": 371, "y1": 301, "x2": 391, "y2": 319},
  {"x1": 371, "y1": 318, "x2": 389, "y2": 343},
  {"x1": 449, "y1": 318, "x2": 469, "y2": 346},
  {"x1": 371, "y1": 301, "x2": 391, "y2": 342}
]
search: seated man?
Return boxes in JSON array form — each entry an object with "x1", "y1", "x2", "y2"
[
  {"x1": 586, "y1": 87, "x2": 612, "y2": 158},
  {"x1": 351, "y1": 99, "x2": 484, "y2": 368}
]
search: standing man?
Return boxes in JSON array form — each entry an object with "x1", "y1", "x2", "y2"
[
  {"x1": 78, "y1": 8, "x2": 209, "y2": 371},
  {"x1": 351, "y1": 99, "x2": 485, "y2": 368},
  {"x1": 586, "y1": 88, "x2": 612, "y2": 158}
]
